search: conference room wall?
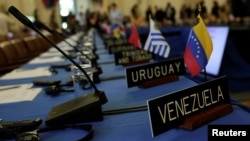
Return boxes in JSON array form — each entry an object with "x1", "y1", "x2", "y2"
[
  {"x1": 0, "y1": 0, "x2": 229, "y2": 32},
  {"x1": 0, "y1": 0, "x2": 61, "y2": 32},
  {"x1": 93, "y1": 0, "x2": 228, "y2": 23}
]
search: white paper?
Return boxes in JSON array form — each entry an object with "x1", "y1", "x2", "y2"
[
  {"x1": 0, "y1": 84, "x2": 41, "y2": 104},
  {"x1": 28, "y1": 56, "x2": 64, "y2": 64},
  {"x1": 0, "y1": 67, "x2": 52, "y2": 80},
  {"x1": 38, "y1": 51, "x2": 63, "y2": 58},
  {"x1": 48, "y1": 44, "x2": 72, "y2": 52}
]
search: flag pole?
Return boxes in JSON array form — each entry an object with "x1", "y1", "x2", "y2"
[
  {"x1": 203, "y1": 68, "x2": 207, "y2": 81},
  {"x1": 148, "y1": 14, "x2": 156, "y2": 63},
  {"x1": 197, "y1": 2, "x2": 207, "y2": 82}
]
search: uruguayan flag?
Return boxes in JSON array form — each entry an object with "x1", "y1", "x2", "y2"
[{"x1": 144, "y1": 18, "x2": 171, "y2": 58}]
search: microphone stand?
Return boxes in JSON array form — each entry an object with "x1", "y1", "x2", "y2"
[
  {"x1": 36, "y1": 21, "x2": 102, "y2": 79},
  {"x1": 35, "y1": 21, "x2": 96, "y2": 62},
  {"x1": 37, "y1": 22, "x2": 102, "y2": 76}
]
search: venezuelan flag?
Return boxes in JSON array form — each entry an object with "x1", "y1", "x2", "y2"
[{"x1": 184, "y1": 14, "x2": 213, "y2": 77}]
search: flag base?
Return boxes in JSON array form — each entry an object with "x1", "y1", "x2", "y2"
[
  {"x1": 179, "y1": 103, "x2": 233, "y2": 130},
  {"x1": 123, "y1": 59, "x2": 150, "y2": 66},
  {"x1": 139, "y1": 75, "x2": 179, "y2": 88}
]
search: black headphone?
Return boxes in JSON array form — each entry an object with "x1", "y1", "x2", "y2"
[
  {"x1": 44, "y1": 84, "x2": 74, "y2": 96},
  {"x1": 16, "y1": 124, "x2": 94, "y2": 141},
  {"x1": 44, "y1": 79, "x2": 92, "y2": 96}
]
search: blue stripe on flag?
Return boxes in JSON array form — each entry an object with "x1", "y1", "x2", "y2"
[
  {"x1": 188, "y1": 32, "x2": 207, "y2": 67},
  {"x1": 143, "y1": 18, "x2": 171, "y2": 58},
  {"x1": 161, "y1": 46, "x2": 166, "y2": 57},
  {"x1": 154, "y1": 44, "x2": 161, "y2": 54}
]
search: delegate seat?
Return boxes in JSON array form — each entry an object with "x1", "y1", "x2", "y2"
[
  {"x1": 36, "y1": 36, "x2": 52, "y2": 51},
  {"x1": 0, "y1": 41, "x2": 24, "y2": 75},
  {"x1": 0, "y1": 34, "x2": 9, "y2": 42},
  {"x1": 10, "y1": 38, "x2": 36, "y2": 62},
  {"x1": 0, "y1": 54, "x2": 20, "y2": 76},
  {"x1": 23, "y1": 36, "x2": 45, "y2": 56}
]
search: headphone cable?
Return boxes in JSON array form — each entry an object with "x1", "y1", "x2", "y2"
[{"x1": 102, "y1": 105, "x2": 148, "y2": 115}]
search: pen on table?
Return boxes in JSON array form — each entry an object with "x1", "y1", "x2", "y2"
[{"x1": 0, "y1": 86, "x2": 20, "y2": 91}]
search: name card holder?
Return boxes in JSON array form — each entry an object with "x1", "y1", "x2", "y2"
[
  {"x1": 123, "y1": 59, "x2": 150, "y2": 67},
  {"x1": 126, "y1": 57, "x2": 185, "y2": 88},
  {"x1": 139, "y1": 75, "x2": 179, "y2": 88},
  {"x1": 147, "y1": 76, "x2": 231, "y2": 137},
  {"x1": 179, "y1": 103, "x2": 233, "y2": 130},
  {"x1": 115, "y1": 49, "x2": 153, "y2": 66},
  {"x1": 104, "y1": 38, "x2": 127, "y2": 49}
]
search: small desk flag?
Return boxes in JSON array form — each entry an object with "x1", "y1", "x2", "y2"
[
  {"x1": 111, "y1": 23, "x2": 126, "y2": 39},
  {"x1": 184, "y1": 14, "x2": 213, "y2": 77},
  {"x1": 143, "y1": 18, "x2": 170, "y2": 58},
  {"x1": 128, "y1": 23, "x2": 141, "y2": 48}
]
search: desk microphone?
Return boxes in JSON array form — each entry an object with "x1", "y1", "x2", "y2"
[
  {"x1": 8, "y1": 5, "x2": 108, "y2": 126},
  {"x1": 35, "y1": 21, "x2": 98, "y2": 64},
  {"x1": 36, "y1": 21, "x2": 102, "y2": 82},
  {"x1": 35, "y1": 21, "x2": 65, "y2": 38},
  {"x1": 35, "y1": 21, "x2": 81, "y2": 46}
]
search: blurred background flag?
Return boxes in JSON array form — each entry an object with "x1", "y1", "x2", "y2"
[
  {"x1": 183, "y1": 13, "x2": 213, "y2": 77},
  {"x1": 128, "y1": 23, "x2": 141, "y2": 48},
  {"x1": 111, "y1": 23, "x2": 126, "y2": 39},
  {"x1": 42, "y1": 0, "x2": 58, "y2": 8},
  {"x1": 143, "y1": 18, "x2": 170, "y2": 58}
]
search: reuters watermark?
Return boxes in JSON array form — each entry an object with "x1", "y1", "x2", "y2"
[{"x1": 208, "y1": 125, "x2": 250, "y2": 140}]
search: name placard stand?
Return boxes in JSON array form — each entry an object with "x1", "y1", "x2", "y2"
[
  {"x1": 126, "y1": 58, "x2": 185, "y2": 88},
  {"x1": 123, "y1": 59, "x2": 150, "y2": 66},
  {"x1": 179, "y1": 103, "x2": 233, "y2": 130},
  {"x1": 139, "y1": 75, "x2": 179, "y2": 88}
]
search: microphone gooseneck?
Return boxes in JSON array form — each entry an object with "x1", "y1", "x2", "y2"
[
  {"x1": 8, "y1": 6, "x2": 99, "y2": 93},
  {"x1": 35, "y1": 21, "x2": 90, "y2": 59}
]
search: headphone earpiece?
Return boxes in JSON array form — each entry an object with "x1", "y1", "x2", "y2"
[
  {"x1": 0, "y1": 126, "x2": 16, "y2": 139},
  {"x1": 16, "y1": 130, "x2": 40, "y2": 141},
  {"x1": 1, "y1": 124, "x2": 93, "y2": 141},
  {"x1": 44, "y1": 85, "x2": 62, "y2": 96},
  {"x1": 44, "y1": 85, "x2": 74, "y2": 96}
]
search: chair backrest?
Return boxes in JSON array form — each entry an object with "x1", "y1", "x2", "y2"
[
  {"x1": 0, "y1": 41, "x2": 19, "y2": 65},
  {"x1": 0, "y1": 48, "x2": 8, "y2": 66},
  {"x1": 23, "y1": 36, "x2": 44, "y2": 56},
  {"x1": 0, "y1": 49, "x2": 18, "y2": 75},
  {"x1": 10, "y1": 38, "x2": 34, "y2": 60},
  {"x1": 0, "y1": 41, "x2": 24, "y2": 75},
  {"x1": 0, "y1": 34, "x2": 9, "y2": 42},
  {"x1": 36, "y1": 36, "x2": 51, "y2": 51}
]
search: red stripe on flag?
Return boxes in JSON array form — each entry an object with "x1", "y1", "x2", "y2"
[
  {"x1": 128, "y1": 24, "x2": 141, "y2": 48},
  {"x1": 184, "y1": 46, "x2": 201, "y2": 77}
]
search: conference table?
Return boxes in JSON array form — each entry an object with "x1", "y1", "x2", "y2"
[{"x1": 0, "y1": 31, "x2": 250, "y2": 141}]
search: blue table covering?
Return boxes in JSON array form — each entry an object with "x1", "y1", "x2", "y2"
[{"x1": 0, "y1": 32, "x2": 250, "y2": 141}]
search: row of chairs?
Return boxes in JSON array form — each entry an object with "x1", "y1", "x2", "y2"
[
  {"x1": 0, "y1": 33, "x2": 63, "y2": 76},
  {"x1": 0, "y1": 34, "x2": 9, "y2": 42}
]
